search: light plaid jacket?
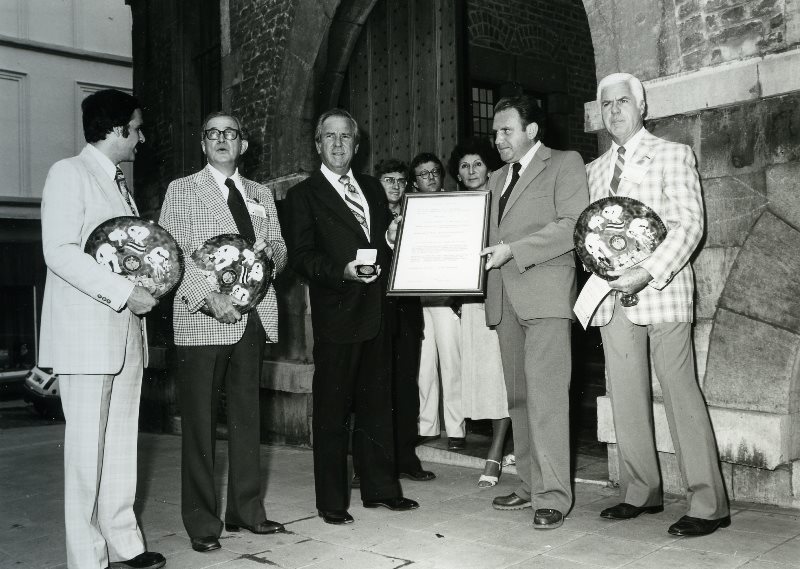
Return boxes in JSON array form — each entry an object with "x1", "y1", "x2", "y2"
[
  {"x1": 586, "y1": 130, "x2": 703, "y2": 326},
  {"x1": 159, "y1": 166, "x2": 287, "y2": 346}
]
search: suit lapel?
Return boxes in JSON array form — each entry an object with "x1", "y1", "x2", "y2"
[
  {"x1": 313, "y1": 170, "x2": 369, "y2": 242},
  {"x1": 241, "y1": 178, "x2": 266, "y2": 236},
  {"x1": 617, "y1": 132, "x2": 658, "y2": 197},
  {"x1": 195, "y1": 168, "x2": 237, "y2": 232},
  {"x1": 78, "y1": 147, "x2": 131, "y2": 215},
  {"x1": 594, "y1": 148, "x2": 614, "y2": 199},
  {"x1": 500, "y1": 145, "x2": 549, "y2": 223}
]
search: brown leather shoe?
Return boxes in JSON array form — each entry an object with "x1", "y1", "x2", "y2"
[
  {"x1": 533, "y1": 508, "x2": 564, "y2": 529},
  {"x1": 600, "y1": 502, "x2": 664, "y2": 520},
  {"x1": 224, "y1": 519, "x2": 285, "y2": 534},
  {"x1": 492, "y1": 492, "x2": 532, "y2": 510},
  {"x1": 668, "y1": 515, "x2": 731, "y2": 536}
]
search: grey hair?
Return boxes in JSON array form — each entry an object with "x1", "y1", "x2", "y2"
[
  {"x1": 597, "y1": 73, "x2": 646, "y2": 107},
  {"x1": 200, "y1": 111, "x2": 247, "y2": 139},
  {"x1": 314, "y1": 108, "x2": 360, "y2": 146}
]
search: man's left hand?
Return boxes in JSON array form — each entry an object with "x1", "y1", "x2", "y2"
[
  {"x1": 481, "y1": 243, "x2": 513, "y2": 269},
  {"x1": 606, "y1": 266, "x2": 652, "y2": 295},
  {"x1": 253, "y1": 237, "x2": 274, "y2": 259}
]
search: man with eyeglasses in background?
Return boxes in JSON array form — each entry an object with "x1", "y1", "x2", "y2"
[
  {"x1": 409, "y1": 152, "x2": 466, "y2": 451},
  {"x1": 159, "y1": 112, "x2": 287, "y2": 552}
]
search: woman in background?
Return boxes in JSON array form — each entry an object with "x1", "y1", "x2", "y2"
[{"x1": 449, "y1": 137, "x2": 512, "y2": 487}]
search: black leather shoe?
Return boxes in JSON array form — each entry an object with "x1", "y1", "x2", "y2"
[
  {"x1": 668, "y1": 515, "x2": 731, "y2": 536},
  {"x1": 416, "y1": 434, "x2": 441, "y2": 446},
  {"x1": 363, "y1": 497, "x2": 420, "y2": 511},
  {"x1": 224, "y1": 519, "x2": 285, "y2": 534},
  {"x1": 110, "y1": 551, "x2": 166, "y2": 568},
  {"x1": 318, "y1": 510, "x2": 354, "y2": 525},
  {"x1": 600, "y1": 502, "x2": 664, "y2": 520},
  {"x1": 492, "y1": 492, "x2": 532, "y2": 510},
  {"x1": 190, "y1": 537, "x2": 221, "y2": 553},
  {"x1": 352, "y1": 473, "x2": 361, "y2": 488},
  {"x1": 447, "y1": 437, "x2": 466, "y2": 450},
  {"x1": 399, "y1": 469, "x2": 436, "y2": 481},
  {"x1": 534, "y1": 508, "x2": 564, "y2": 529}
]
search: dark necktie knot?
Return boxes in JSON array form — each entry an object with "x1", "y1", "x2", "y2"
[
  {"x1": 339, "y1": 175, "x2": 356, "y2": 193},
  {"x1": 618, "y1": 146, "x2": 626, "y2": 157}
]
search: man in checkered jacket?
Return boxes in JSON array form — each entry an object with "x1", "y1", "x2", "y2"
[
  {"x1": 159, "y1": 112, "x2": 287, "y2": 552},
  {"x1": 587, "y1": 73, "x2": 729, "y2": 537}
]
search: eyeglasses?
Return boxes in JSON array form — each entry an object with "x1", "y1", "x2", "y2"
[
  {"x1": 415, "y1": 168, "x2": 441, "y2": 180},
  {"x1": 381, "y1": 177, "x2": 407, "y2": 187},
  {"x1": 203, "y1": 128, "x2": 241, "y2": 141}
]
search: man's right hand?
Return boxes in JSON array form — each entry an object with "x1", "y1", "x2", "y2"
[
  {"x1": 204, "y1": 291, "x2": 242, "y2": 324},
  {"x1": 127, "y1": 286, "x2": 158, "y2": 315},
  {"x1": 343, "y1": 259, "x2": 380, "y2": 283}
]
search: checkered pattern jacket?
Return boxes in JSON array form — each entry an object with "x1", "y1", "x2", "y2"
[
  {"x1": 586, "y1": 130, "x2": 703, "y2": 326},
  {"x1": 159, "y1": 167, "x2": 287, "y2": 346}
]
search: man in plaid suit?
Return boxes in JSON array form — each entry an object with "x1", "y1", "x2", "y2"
[
  {"x1": 159, "y1": 112, "x2": 287, "y2": 552},
  {"x1": 587, "y1": 73, "x2": 729, "y2": 536}
]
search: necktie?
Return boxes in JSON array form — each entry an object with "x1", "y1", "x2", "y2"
[
  {"x1": 224, "y1": 178, "x2": 255, "y2": 243},
  {"x1": 339, "y1": 175, "x2": 369, "y2": 236},
  {"x1": 498, "y1": 162, "x2": 521, "y2": 223},
  {"x1": 115, "y1": 167, "x2": 138, "y2": 216},
  {"x1": 610, "y1": 146, "x2": 626, "y2": 195}
]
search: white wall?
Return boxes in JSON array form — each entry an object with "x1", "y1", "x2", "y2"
[{"x1": 0, "y1": 0, "x2": 132, "y2": 209}]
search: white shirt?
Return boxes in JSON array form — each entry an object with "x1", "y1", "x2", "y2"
[
  {"x1": 320, "y1": 163, "x2": 371, "y2": 234},
  {"x1": 86, "y1": 143, "x2": 118, "y2": 180},
  {"x1": 206, "y1": 163, "x2": 247, "y2": 203},
  {"x1": 608, "y1": 126, "x2": 647, "y2": 181},
  {"x1": 502, "y1": 140, "x2": 541, "y2": 194}
]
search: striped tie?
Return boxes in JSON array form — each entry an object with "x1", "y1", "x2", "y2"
[
  {"x1": 339, "y1": 175, "x2": 369, "y2": 235},
  {"x1": 115, "y1": 167, "x2": 138, "y2": 215},
  {"x1": 610, "y1": 146, "x2": 626, "y2": 195}
]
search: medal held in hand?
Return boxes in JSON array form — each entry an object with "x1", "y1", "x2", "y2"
[
  {"x1": 85, "y1": 216, "x2": 183, "y2": 298},
  {"x1": 191, "y1": 233, "x2": 273, "y2": 315},
  {"x1": 574, "y1": 196, "x2": 667, "y2": 307}
]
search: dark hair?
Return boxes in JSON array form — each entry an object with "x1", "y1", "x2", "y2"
[
  {"x1": 82, "y1": 89, "x2": 140, "y2": 143},
  {"x1": 314, "y1": 108, "x2": 360, "y2": 146},
  {"x1": 447, "y1": 136, "x2": 498, "y2": 181},
  {"x1": 409, "y1": 152, "x2": 445, "y2": 179},
  {"x1": 200, "y1": 111, "x2": 248, "y2": 139},
  {"x1": 374, "y1": 158, "x2": 408, "y2": 178},
  {"x1": 493, "y1": 95, "x2": 546, "y2": 142}
]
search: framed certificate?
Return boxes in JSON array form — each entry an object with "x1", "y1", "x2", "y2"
[{"x1": 387, "y1": 191, "x2": 491, "y2": 296}]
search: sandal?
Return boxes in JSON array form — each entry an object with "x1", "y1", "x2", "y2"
[{"x1": 478, "y1": 459, "x2": 501, "y2": 488}]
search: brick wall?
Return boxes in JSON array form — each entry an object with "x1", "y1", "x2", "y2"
[
  {"x1": 675, "y1": 0, "x2": 798, "y2": 71},
  {"x1": 228, "y1": 0, "x2": 296, "y2": 181},
  {"x1": 466, "y1": 0, "x2": 597, "y2": 160}
]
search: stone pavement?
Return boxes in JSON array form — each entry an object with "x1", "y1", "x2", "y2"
[{"x1": 4, "y1": 425, "x2": 800, "y2": 569}]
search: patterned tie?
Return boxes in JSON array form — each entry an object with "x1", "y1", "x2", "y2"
[
  {"x1": 610, "y1": 146, "x2": 626, "y2": 195},
  {"x1": 339, "y1": 175, "x2": 369, "y2": 236},
  {"x1": 224, "y1": 178, "x2": 255, "y2": 243},
  {"x1": 115, "y1": 167, "x2": 138, "y2": 216},
  {"x1": 498, "y1": 162, "x2": 521, "y2": 223}
]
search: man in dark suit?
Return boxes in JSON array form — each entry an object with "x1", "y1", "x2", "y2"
[
  {"x1": 159, "y1": 112, "x2": 287, "y2": 552},
  {"x1": 285, "y1": 109, "x2": 418, "y2": 525},
  {"x1": 481, "y1": 96, "x2": 589, "y2": 529}
]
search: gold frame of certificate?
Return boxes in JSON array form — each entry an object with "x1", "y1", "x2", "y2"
[{"x1": 387, "y1": 190, "x2": 491, "y2": 296}]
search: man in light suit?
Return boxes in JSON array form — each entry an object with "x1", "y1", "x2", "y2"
[
  {"x1": 159, "y1": 112, "x2": 287, "y2": 552},
  {"x1": 40, "y1": 89, "x2": 165, "y2": 569},
  {"x1": 285, "y1": 109, "x2": 418, "y2": 525},
  {"x1": 481, "y1": 95, "x2": 589, "y2": 529},
  {"x1": 588, "y1": 73, "x2": 730, "y2": 536}
]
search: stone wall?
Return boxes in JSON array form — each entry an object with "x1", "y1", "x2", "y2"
[{"x1": 467, "y1": 0, "x2": 597, "y2": 160}]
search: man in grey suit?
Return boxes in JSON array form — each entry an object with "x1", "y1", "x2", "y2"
[
  {"x1": 481, "y1": 95, "x2": 589, "y2": 529},
  {"x1": 40, "y1": 89, "x2": 165, "y2": 569},
  {"x1": 159, "y1": 112, "x2": 287, "y2": 553}
]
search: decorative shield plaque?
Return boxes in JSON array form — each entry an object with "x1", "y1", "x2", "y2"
[
  {"x1": 574, "y1": 197, "x2": 667, "y2": 306},
  {"x1": 191, "y1": 233, "x2": 273, "y2": 315},
  {"x1": 85, "y1": 216, "x2": 183, "y2": 298}
]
